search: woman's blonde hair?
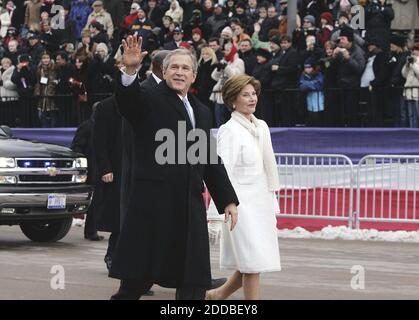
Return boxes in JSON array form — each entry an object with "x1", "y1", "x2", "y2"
[
  {"x1": 198, "y1": 46, "x2": 217, "y2": 65},
  {"x1": 222, "y1": 75, "x2": 261, "y2": 112}
]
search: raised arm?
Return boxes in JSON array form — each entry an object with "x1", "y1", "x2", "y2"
[{"x1": 115, "y1": 36, "x2": 149, "y2": 125}]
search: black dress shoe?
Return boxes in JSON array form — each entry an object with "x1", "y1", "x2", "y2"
[
  {"x1": 84, "y1": 233, "x2": 104, "y2": 241},
  {"x1": 210, "y1": 277, "x2": 227, "y2": 289},
  {"x1": 104, "y1": 255, "x2": 112, "y2": 271}
]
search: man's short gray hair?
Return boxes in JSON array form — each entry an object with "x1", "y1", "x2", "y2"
[{"x1": 162, "y1": 49, "x2": 198, "y2": 74}]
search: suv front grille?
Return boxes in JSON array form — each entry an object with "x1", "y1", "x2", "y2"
[
  {"x1": 16, "y1": 159, "x2": 74, "y2": 168},
  {"x1": 18, "y1": 175, "x2": 73, "y2": 183}
]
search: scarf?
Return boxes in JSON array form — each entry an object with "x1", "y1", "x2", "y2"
[
  {"x1": 231, "y1": 111, "x2": 280, "y2": 191},
  {"x1": 224, "y1": 44, "x2": 238, "y2": 62}
]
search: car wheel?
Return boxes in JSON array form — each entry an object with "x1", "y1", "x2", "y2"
[{"x1": 20, "y1": 217, "x2": 73, "y2": 242}]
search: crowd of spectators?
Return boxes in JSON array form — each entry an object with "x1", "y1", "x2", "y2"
[{"x1": 0, "y1": 0, "x2": 418, "y2": 128}]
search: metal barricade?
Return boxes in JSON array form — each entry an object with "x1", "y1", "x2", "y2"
[
  {"x1": 275, "y1": 153, "x2": 355, "y2": 228},
  {"x1": 355, "y1": 155, "x2": 419, "y2": 229}
]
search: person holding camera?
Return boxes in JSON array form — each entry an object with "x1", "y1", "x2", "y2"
[
  {"x1": 365, "y1": 0, "x2": 394, "y2": 52},
  {"x1": 210, "y1": 41, "x2": 245, "y2": 127},
  {"x1": 401, "y1": 42, "x2": 419, "y2": 128}
]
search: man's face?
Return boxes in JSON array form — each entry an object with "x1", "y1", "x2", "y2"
[
  {"x1": 339, "y1": 17, "x2": 349, "y2": 26},
  {"x1": 248, "y1": 0, "x2": 257, "y2": 8},
  {"x1": 29, "y1": 38, "x2": 38, "y2": 47},
  {"x1": 148, "y1": 0, "x2": 156, "y2": 8},
  {"x1": 259, "y1": 7, "x2": 267, "y2": 18},
  {"x1": 269, "y1": 41, "x2": 280, "y2": 53},
  {"x1": 173, "y1": 31, "x2": 183, "y2": 42},
  {"x1": 93, "y1": 4, "x2": 102, "y2": 13},
  {"x1": 303, "y1": 20, "x2": 313, "y2": 29},
  {"x1": 338, "y1": 36, "x2": 350, "y2": 49},
  {"x1": 163, "y1": 54, "x2": 196, "y2": 96},
  {"x1": 138, "y1": 9, "x2": 145, "y2": 20},
  {"x1": 8, "y1": 41, "x2": 17, "y2": 52},
  {"x1": 214, "y1": 6, "x2": 222, "y2": 15},
  {"x1": 268, "y1": 7, "x2": 276, "y2": 18},
  {"x1": 239, "y1": 41, "x2": 252, "y2": 53},
  {"x1": 280, "y1": 40, "x2": 291, "y2": 51},
  {"x1": 96, "y1": 47, "x2": 107, "y2": 59},
  {"x1": 236, "y1": 7, "x2": 245, "y2": 15},
  {"x1": 209, "y1": 41, "x2": 220, "y2": 51},
  {"x1": 56, "y1": 55, "x2": 66, "y2": 66}
]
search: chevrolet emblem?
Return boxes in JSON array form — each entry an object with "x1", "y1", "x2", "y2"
[{"x1": 46, "y1": 167, "x2": 59, "y2": 177}]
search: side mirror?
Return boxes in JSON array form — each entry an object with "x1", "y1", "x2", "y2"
[{"x1": 0, "y1": 125, "x2": 13, "y2": 138}]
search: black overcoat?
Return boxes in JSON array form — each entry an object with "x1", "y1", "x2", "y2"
[
  {"x1": 109, "y1": 74, "x2": 239, "y2": 289},
  {"x1": 92, "y1": 96, "x2": 122, "y2": 233}
]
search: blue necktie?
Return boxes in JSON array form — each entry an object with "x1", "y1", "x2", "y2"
[{"x1": 182, "y1": 97, "x2": 195, "y2": 129}]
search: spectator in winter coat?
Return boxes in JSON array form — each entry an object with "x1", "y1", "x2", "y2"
[
  {"x1": 331, "y1": 25, "x2": 365, "y2": 126},
  {"x1": 165, "y1": 0, "x2": 183, "y2": 24},
  {"x1": 401, "y1": 43, "x2": 419, "y2": 128},
  {"x1": 317, "y1": 11, "x2": 334, "y2": 46},
  {"x1": 0, "y1": 1, "x2": 16, "y2": 38},
  {"x1": 387, "y1": 34, "x2": 409, "y2": 127},
  {"x1": 252, "y1": 48, "x2": 273, "y2": 125},
  {"x1": 210, "y1": 41, "x2": 245, "y2": 127},
  {"x1": 300, "y1": 58, "x2": 325, "y2": 126},
  {"x1": 364, "y1": 0, "x2": 394, "y2": 52},
  {"x1": 207, "y1": 4, "x2": 227, "y2": 37},
  {"x1": 238, "y1": 38, "x2": 257, "y2": 75},
  {"x1": 83, "y1": 0, "x2": 114, "y2": 39},
  {"x1": 0, "y1": 57, "x2": 19, "y2": 101},
  {"x1": 25, "y1": 0, "x2": 43, "y2": 32},
  {"x1": 193, "y1": 46, "x2": 218, "y2": 109}
]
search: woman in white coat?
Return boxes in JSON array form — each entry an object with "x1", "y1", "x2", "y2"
[
  {"x1": 206, "y1": 75, "x2": 281, "y2": 300},
  {"x1": 0, "y1": 57, "x2": 19, "y2": 102}
]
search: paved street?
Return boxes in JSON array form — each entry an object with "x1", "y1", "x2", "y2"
[{"x1": 0, "y1": 224, "x2": 418, "y2": 300}]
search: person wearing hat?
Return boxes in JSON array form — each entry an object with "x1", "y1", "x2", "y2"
[
  {"x1": 163, "y1": 25, "x2": 184, "y2": 50},
  {"x1": 253, "y1": 47, "x2": 274, "y2": 124},
  {"x1": 300, "y1": 56, "x2": 325, "y2": 126},
  {"x1": 331, "y1": 25, "x2": 366, "y2": 126},
  {"x1": 27, "y1": 31, "x2": 46, "y2": 70},
  {"x1": 401, "y1": 42, "x2": 419, "y2": 128},
  {"x1": 317, "y1": 11, "x2": 334, "y2": 46},
  {"x1": 89, "y1": 21, "x2": 110, "y2": 45},
  {"x1": 292, "y1": 14, "x2": 318, "y2": 52},
  {"x1": 190, "y1": 27, "x2": 207, "y2": 56},
  {"x1": 387, "y1": 34, "x2": 409, "y2": 126},
  {"x1": 165, "y1": 0, "x2": 183, "y2": 24},
  {"x1": 360, "y1": 36, "x2": 390, "y2": 126},
  {"x1": 129, "y1": 7, "x2": 156, "y2": 52},
  {"x1": 330, "y1": 12, "x2": 365, "y2": 48},
  {"x1": 83, "y1": 0, "x2": 114, "y2": 39},
  {"x1": 121, "y1": 2, "x2": 142, "y2": 33},
  {"x1": 207, "y1": 4, "x2": 227, "y2": 37}
]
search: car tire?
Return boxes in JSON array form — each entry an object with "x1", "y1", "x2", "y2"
[{"x1": 20, "y1": 217, "x2": 73, "y2": 242}]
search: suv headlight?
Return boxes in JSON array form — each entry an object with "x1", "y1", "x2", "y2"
[
  {"x1": 0, "y1": 157, "x2": 15, "y2": 168},
  {"x1": 0, "y1": 176, "x2": 17, "y2": 184},
  {"x1": 75, "y1": 158, "x2": 88, "y2": 168}
]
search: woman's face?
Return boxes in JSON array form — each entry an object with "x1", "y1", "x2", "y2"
[
  {"x1": 41, "y1": 55, "x2": 51, "y2": 66},
  {"x1": 170, "y1": 1, "x2": 176, "y2": 10},
  {"x1": 169, "y1": 22, "x2": 175, "y2": 32},
  {"x1": 304, "y1": 66, "x2": 313, "y2": 74},
  {"x1": 1, "y1": 60, "x2": 11, "y2": 70},
  {"x1": 223, "y1": 42, "x2": 233, "y2": 55},
  {"x1": 414, "y1": 48, "x2": 419, "y2": 57},
  {"x1": 234, "y1": 84, "x2": 258, "y2": 116},
  {"x1": 192, "y1": 33, "x2": 201, "y2": 42},
  {"x1": 325, "y1": 45, "x2": 334, "y2": 57},
  {"x1": 204, "y1": 0, "x2": 212, "y2": 9},
  {"x1": 41, "y1": 11, "x2": 49, "y2": 20},
  {"x1": 201, "y1": 49, "x2": 211, "y2": 61},
  {"x1": 82, "y1": 36, "x2": 90, "y2": 45},
  {"x1": 163, "y1": 18, "x2": 171, "y2": 28},
  {"x1": 75, "y1": 58, "x2": 83, "y2": 69}
]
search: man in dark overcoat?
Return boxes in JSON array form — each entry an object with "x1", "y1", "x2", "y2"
[
  {"x1": 93, "y1": 96, "x2": 122, "y2": 270},
  {"x1": 109, "y1": 37, "x2": 239, "y2": 300}
]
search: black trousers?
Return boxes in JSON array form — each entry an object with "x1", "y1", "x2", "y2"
[{"x1": 110, "y1": 280, "x2": 206, "y2": 300}]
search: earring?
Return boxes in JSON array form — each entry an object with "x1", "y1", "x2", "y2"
[{"x1": 232, "y1": 105, "x2": 236, "y2": 110}]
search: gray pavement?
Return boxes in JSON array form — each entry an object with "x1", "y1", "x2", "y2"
[{"x1": 0, "y1": 224, "x2": 418, "y2": 300}]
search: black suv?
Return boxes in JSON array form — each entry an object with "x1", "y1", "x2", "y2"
[{"x1": 0, "y1": 126, "x2": 92, "y2": 242}]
